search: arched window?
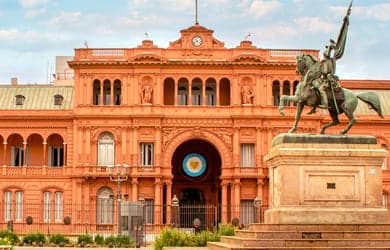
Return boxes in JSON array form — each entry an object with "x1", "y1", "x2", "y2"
[
  {"x1": 272, "y1": 80, "x2": 280, "y2": 106},
  {"x1": 98, "y1": 132, "x2": 115, "y2": 166},
  {"x1": 113, "y1": 79, "x2": 121, "y2": 105},
  {"x1": 283, "y1": 80, "x2": 290, "y2": 106},
  {"x1": 178, "y1": 78, "x2": 189, "y2": 106},
  {"x1": 206, "y1": 78, "x2": 216, "y2": 106},
  {"x1": 103, "y1": 80, "x2": 111, "y2": 105},
  {"x1": 93, "y1": 79, "x2": 101, "y2": 105},
  {"x1": 191, "y1": 78, "x2": 202, "y2": 105},
  {"x1": 96, "y1": 187, "x2": 114, "y2": 224},
  {"x1": 163, "y1": 78, "x2": 175, "y2": 105},
  {"x1": 219, "y1": 78, "x2": 231, "y2": 106}
]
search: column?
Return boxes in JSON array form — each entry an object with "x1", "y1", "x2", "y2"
[
  {"x1": 3, "y1": 142, "x2": 7, "y2": 167},
  {"x1": 202, "y1": 79, "x2": 206, "y2": 106},
  {"x1": 216, "y1": 79, "x2": 220, "y2": 106},
  {"x1": 289, "y1": 80, "x2": 294, "y2": 106},
  {"x1": 42, "y1": 141, "x2": 47, "y2": 167},
  {"x1": 221, "y1": 182, "x2": 228, "y2": 223},
  {"x1": 23, "y1": 141, "x2": 27, "y2": 167},
  {"x1": 131, "y1": 178, "x2": 138, "y2": 201},
  {"x1": 99, "y1": 81, "x2": 103, "y2": 105},
  {"x1": 110, "y1": 80, "x2": 114, "y2": 105},
  {"x1": 154, "y1": 179, "x2": 162, "y2": 225},
  {"x1": 85, "y1": 127, "x2": 91, "y2": 164},
  {"x1": 155, "y1": 127, "x2": 161, "y2": 172},
  {"x1": 233, "y1": 179, "x2": 241, "y2": 220},
  {"x1": 188, "y1": 81, "x2": 192, "y2": 106},
  {"x1": 174, "y1": 79, "x2": 178, "y2": 105},
  {"x1": 233, "y1": 127, "x2": 240, "y2": 175},
  {"x1": 166, "y1": 181, "x2": 172, "y2": 225}
]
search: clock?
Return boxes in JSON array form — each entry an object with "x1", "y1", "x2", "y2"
[{"x1": 192, "y1": 36, "x2": 202, "y2": 47}]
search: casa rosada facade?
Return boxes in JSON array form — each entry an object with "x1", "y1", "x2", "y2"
[{"x1": 1, "y1": 24, "x2": 390, "y2": 235}]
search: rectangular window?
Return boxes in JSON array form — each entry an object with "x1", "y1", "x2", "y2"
[
  {"x1": 206, "y1": 94, "x2": 215, "y2": 106},
  {"x1": 43, "y1": 191, "x2": 51, "y2": 222},
  {"x1": 383, "y1": 194, "x2": 388, "y2": 208},
  {"x1": 93, "y1": 94, "x2": 100, "y2": 105},
  {"x1": 54, "y1": 192, "x2": 63, "y2": 222},
  {"x1": 240, "y1": 143, "x2": 255, "y2": 167},
  {"x1": 15, "y1": 191, "x2": 23, "y2": 222},
  {"x1": 178, "y1": 94, "x2": 188, "y2": 105},
  {"x1": 11, "y1": 147, "x2": 24, "y2": 166},
  {"x1": 192, "y1": 94, "x2": 201, "y2": 105},
  {"x1": 140, "y1": 143, "x2": 154, "y2": 166},
  {"x1": 97, "y1": 198, "x2": 114, "y2": 224},
  {"x1": 240, "y1": 200, "x2": 255, "y2": 225},
  {"x1": 4, "y1": 191, "x2": 11, "y2": 222},
  {"x1": 145, "y1": 199, "x2": 154, "y2": 224},
  {"x1": 49, "y1": 147, "x2": 64, "y2": 167}
]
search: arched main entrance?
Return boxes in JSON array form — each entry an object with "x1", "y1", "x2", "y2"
[{"x1": 171, "y1": 139, "x2": 221, "y2": 228}]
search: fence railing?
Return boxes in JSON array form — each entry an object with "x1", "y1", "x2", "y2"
[{"x1": 0, "y1": 202, "x2": 268, "y2": 237}]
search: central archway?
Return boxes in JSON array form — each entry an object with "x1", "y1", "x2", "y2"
[{"x1": 171, "y1": 139, "x2": 221, "y2": 206}]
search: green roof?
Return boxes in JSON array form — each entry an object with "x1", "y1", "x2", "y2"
[{"x1": 0, "y1": 85, "x2": 73, "y2": 109}]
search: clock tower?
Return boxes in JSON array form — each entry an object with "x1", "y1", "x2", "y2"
[{"x1": 168, "y1": 24, "x2": 225, "y2": 49}]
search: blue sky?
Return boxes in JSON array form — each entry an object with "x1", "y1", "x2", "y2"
[{"x1": 1, "y1": 0, "x2": 389, "y2": 83}]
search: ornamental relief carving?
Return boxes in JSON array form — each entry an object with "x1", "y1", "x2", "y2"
[
  {"x1": 134, "y1": 118, "x2": 161, "y2": 127},
  {"x1": 162, "y1": 127, "x2": 233, "y2": 152}
]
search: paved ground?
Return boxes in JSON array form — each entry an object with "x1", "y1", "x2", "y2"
[{"x1": 15, "y1": 247, "x2": 152, "y2": 250}]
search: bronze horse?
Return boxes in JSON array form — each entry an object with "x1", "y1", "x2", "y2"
[{"x1": 278, "y1": 53, "x2": 384, "y2": 134}]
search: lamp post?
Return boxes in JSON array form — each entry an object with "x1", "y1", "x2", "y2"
[{"x1": 108, "y1": 163, "x2": 129, "y2": 234}]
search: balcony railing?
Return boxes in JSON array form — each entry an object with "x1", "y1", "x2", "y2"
[{"x1": 0, "y1": 166, "x2": 68, "y2": 177}]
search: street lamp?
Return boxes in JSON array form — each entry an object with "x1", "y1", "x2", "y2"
[{"x1": 108, "y1": 163, "x2": 129, "y2": 234}]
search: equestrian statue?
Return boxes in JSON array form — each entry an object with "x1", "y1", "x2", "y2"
[{"x1": 278, "y1": 1, "x2": 384, "y2": 135}]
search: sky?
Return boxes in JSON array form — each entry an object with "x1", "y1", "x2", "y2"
[{"x1": 1, "y1": 0, "x2": 390, "y2": 84}]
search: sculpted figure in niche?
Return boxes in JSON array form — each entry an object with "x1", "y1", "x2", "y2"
[
  {"x1": 141, "y1": 85, "x2": 153, "y2": 104},
  {"x1": 241, "y1": 85, "x2": 254, "y2": 105}
]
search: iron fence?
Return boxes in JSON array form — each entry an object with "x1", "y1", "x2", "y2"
[{"x1": 0, "y1": 202, "x2": 268, "y2": 237}]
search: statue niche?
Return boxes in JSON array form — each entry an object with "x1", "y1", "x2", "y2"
[{"x1": 140, "y1": 76, "x2": 153, "y2": 104}]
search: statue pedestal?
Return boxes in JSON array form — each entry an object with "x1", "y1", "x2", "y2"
[{"x1": 264, "y1": 133, "x2": 389, "y2": 224}]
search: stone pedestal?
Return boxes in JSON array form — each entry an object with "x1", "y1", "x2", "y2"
[{"x1": 264, "y1": 133, "x2": 389, "y2": 224}]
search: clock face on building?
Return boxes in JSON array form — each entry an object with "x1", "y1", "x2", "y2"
[{"x1": 192, "y1": 36, "x2": 202, "y2": 47}]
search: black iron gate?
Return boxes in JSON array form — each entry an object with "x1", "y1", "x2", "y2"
[{"x1": 122, "y1": 201, "x2": 144, "y2": 247}]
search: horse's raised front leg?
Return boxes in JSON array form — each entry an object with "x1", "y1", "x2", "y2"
[
  {"x1": 288, "y1": 103, "x2": 303, "y2": 133},
  {"x1": 320, "y1": 112, "x2": 340, "y2": 134},
  {"x1": 279, "y1": 95, "x2": 298, "y2": 116}
]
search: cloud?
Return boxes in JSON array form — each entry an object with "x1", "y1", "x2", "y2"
[
  {"x1": 19, "y1": 0, "x2": 49, "y2": 8},
  {"x1": 330, "y1": 3, "x2": 390, "y2": 21},
  {"x1": 24, "y1": 7, "x2": 46, "y2": 18},
  {"x1": 294, "y1": 17, "x2": 334, "y2": 33},
  {"x1": 247, "y1": 0, "x2": 281, "y2": 19},
  {"x1": 253, "y1": 24, "x2": 297, "y2": 42}
]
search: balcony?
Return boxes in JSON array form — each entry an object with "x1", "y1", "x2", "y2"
[
  {"x1": 0, "y1": 165, "x2": 69, "y2": 177},
  {"x1": 75, "y1": 164, "x2": 161, "y2": 178}
]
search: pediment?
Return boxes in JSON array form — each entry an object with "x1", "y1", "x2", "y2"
[
  {"x1": 230, "y1": 54, "x2": 266, "y2": 63},
  {"x1": 131, "y1": 54, "x2": 165, "y2": 62}
]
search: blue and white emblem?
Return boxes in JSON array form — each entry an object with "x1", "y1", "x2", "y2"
[{"x1": 182, "y1": 153, "x2": 206, "y2": 177}]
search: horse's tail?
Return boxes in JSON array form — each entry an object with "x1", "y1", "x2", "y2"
[{"x1": 357, "y1": 92, "x2": 384, "y2": 118}]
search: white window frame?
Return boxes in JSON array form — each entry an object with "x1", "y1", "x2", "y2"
[
  {"x1": 43, "y1": 191, "x2": 51, "y2": 222},
  {"x1": 54, "y1": 192, "x2": 63, "y2": 222},
  {"x1": 240, "y1": 199, "x2": 255, "y2": 225},
  {"x1": 240, "y1": 143, "x2": 255, "y2": 167},
  {"x1": 48, "y1": 146, "x2": 64, "y2": 167},
  {"x1": 140, "y1": 143, "x2": 154, "y2": 166},
  {"x1": 96, "y1": 187, "x2": 114, "y2": 224},
  {"x1": 98, "y1": 133, "x2": 115, "y2": 166},
  {"x1": 145, "y1": 199, "x2": 154, "y2": 224},
  {"x1": 15, "y1": 191, "x2": 23, "y2": 222},
  {"x1": 4, "y1": 191, "x2": 11, "y2": 222}
]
